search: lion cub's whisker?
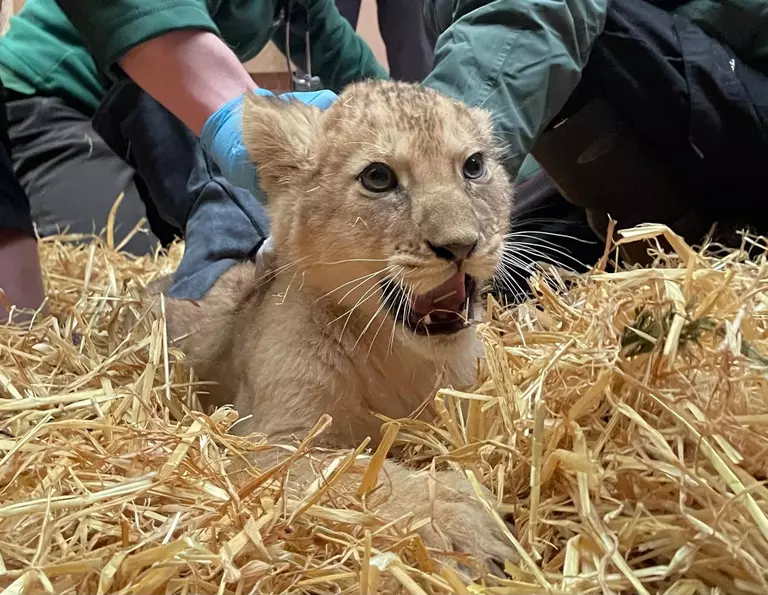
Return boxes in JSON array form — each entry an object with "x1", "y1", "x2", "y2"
[
  {"x1": 357, "y1": 272, "x2": 403, "y2": 352},
  {"x1": 504, "y1": 238, "x2": 589, "y2": 270},
  {"x1": 388, "y1": 283, "x2": 408, "y2": 354},
  {"x1": 315, "y1": 257, "x2": 390, "y2": 265},
  {"x1": 316, "y1": 264, "x2": 397, "y2": 303},
  {"x1": 500, "y1": 252, "x2": 541, "y2": 273},
  {"x1": 252, "y1": 255, "x2": 310, "y2": 289},
  {"x1": 505, "y1": 228, "x2": 597, "y2": 244},
  {"x1": 332, "y1": 266, "x2": 403, "y2": 339},
  {"x1": 334, "y1": 282, "x2": 381, "y2": 337},
  {"x1": 335, "y1": 265, "x2": 400, "y2": 310},
  {"x1": 494, "y1": 266, "x2": 530, "y2": 298}
]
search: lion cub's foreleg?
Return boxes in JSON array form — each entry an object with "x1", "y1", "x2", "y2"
[{"x1": 247, "y1": 443, "x2": 518, "y2": 576}]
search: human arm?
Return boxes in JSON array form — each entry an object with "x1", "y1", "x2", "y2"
[
  {"x1": 0, "y1": 230, "x2": 46, "y2": 318},
  {"x1": 54, "y1": 0, "x2": 257, "y2": 136},
  {"x1": 0, "y1": 146, "x2": 45, "y2": 318},
  {"x1": 117, "y1": 29, "x2": 257, "y2": 136},
  {"x1": 422, "y1": 0, "x2": 610, "y2": 180}
]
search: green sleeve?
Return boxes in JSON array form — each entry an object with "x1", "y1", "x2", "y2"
[
  {"x1": 54, "y1": 0, "x2": 220, "y2": 70},
  {"x1": 272, "y1": 0, "x2": 389, "y2": 93},
  {"x1": 423, "y1": 0, "x2": 609, "y2": 179}
]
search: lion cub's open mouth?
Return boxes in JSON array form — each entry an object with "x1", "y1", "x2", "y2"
[{"x1": 382, "y1": 273, "x2": 476, "y2": 335}]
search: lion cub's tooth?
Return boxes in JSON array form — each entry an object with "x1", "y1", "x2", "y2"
[{"x1": 424, "y1": 313, "x2": 433, "y2": 325}]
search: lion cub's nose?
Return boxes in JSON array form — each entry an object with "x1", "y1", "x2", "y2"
[{"x1": 427, "y1": 240, "x2": 478, "y2": 262}]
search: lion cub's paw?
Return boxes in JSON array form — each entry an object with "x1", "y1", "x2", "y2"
[
  {"x1": 379, "y1": 465, "x2": 518, "y2": 577},
  {"x1": 417, "y1": 495, "x2": 518, "y2": 577}
]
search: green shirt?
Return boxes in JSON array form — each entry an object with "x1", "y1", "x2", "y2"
[
  {"x1": 0, "y1": 0, "x2": 387, "y2": 116},
  {"x1": 423, "y1": 0, "x2": 768, "y2": 183}
]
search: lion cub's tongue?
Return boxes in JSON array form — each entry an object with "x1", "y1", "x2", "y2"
[{"x1": 412, "y1": 273, "x2": 466, "y2": 315}]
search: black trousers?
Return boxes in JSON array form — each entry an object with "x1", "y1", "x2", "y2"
[
  {"x1": 335, "y1": 0, "x2": 434, "y2": 82},
  {"x1": 1, "y1": 87, "x2": 179, "y2": 254},
  {"x1": 90, "y1": 80, "x2": 271, "y2": 300},
  {"x1": 532, "y1": 0, "x2": 768, "y2": 250},
  {"x1": 0, "y1": 80, "x2": 35, "y2": 239}
]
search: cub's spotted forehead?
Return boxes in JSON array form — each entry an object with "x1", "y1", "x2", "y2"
[{"x1": 320, "y1": 81, "x2": 494, "y2": 158}]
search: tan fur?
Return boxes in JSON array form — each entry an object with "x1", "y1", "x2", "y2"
[{"x1": 160, "y1": 81, "x2": 517, "y2": 573}]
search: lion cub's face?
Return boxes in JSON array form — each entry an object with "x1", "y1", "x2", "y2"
[{"x1": 243, "y1": 81, "x2": 513, "y2": 352}]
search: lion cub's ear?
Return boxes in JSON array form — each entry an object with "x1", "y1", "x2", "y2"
[{"x1": 242, "y1": 93, "x2": 322, "y2": 196}]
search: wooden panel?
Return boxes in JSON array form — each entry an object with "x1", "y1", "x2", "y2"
[
  {"x1": 245, "y1": 0, "x2": 389, "y2": 78},
  {"x1": 2, "y1": 0, "x2": 25, "y2": 34},
  {"x1": 250, "y1": 71, "x2": 293, "y2": 94},
  {"x1": 357, "y1": 0, "x2": 388, "y2": 70},
  {"x1": 244, "y1": 41, "x2": 292, "y2": 75},
  {"x1": 0, "y1": 0, "x2": 11, "y2": 34}
]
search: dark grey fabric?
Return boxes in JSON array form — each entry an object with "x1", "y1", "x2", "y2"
[
  {"x1": 478, "y1": 0, "x2": 768, "y2": 302},
  {"x1": 91, "y1": 80, "x2": 270, "y2": 300},
  {"x1": 335, "y1": 0, "x2": 434, "y2": 82},
  {"x1": 0, "y1": 81, "x2": 34, "y2": 238},
  {"x1": 3, "y1": 91, "x2": 177, "y2": 254},
  {"x1": 534, "y1": 0, "x2": 768, "y2": 250},
  {"x1": 422, "y1": 0, "x2": 452, "y2": 49},
  {"x1": 490, "y1": 170, "x2": 605, "y2": 305}
]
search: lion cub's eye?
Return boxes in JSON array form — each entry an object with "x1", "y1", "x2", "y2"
[
  {"x1": 462, "y1": 153, "x2": 486, "y2": 180},
  {"x1": 358, "y1": 163, "x2": 398, "y2": 193}
]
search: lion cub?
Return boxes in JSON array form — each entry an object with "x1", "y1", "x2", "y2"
[{"x1": 163, "y1": 81, "x2": 517, "y2": 572}]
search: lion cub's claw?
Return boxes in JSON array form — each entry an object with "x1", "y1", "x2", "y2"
[
  {"x1": 417, "y1": 498, "x2": 518, "y2": 578},
  {"x1": 382, "y1": 468, "x2": 519, "y2": 579}
]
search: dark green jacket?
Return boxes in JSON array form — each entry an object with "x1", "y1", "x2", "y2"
[
  {"x1": 0, "y1": 0, "x2": 387, "y2": 116},
  {"x1": 422, "y1": 0, "x2": 768, "y2": 182}
]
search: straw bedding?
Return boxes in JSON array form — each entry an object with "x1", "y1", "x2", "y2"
[{"x1": 1, "y1": 223, "x2": 767, "y2": 594}]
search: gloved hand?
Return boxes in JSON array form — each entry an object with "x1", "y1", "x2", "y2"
[{"x1": 200, "y1": 88, "x2": 338, "y2": 199}]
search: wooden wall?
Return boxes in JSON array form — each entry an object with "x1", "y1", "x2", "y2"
[
  {"x1": 1, "y1": 0, "x2": 23, "y2": 31},
  {"x1": 0, "y1": 1, "x2": 10, "y2": 34}
]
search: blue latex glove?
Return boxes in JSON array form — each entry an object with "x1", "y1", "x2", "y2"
[
  {"x1": 200, "y1": 88, "x2": 339, "y2": 199},
  {"x1": 90, "y1": 81, "x2": 326, "y2": 302}
]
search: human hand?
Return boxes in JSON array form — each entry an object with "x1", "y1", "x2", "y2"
[
  {"x1": 165, "y1": 179, "x2": 274, "y2": 301},
  {"x1": 0, "y1": 230, "x2": 47, "y2": 324},
  {"x1": 251, "y1": 235, "x2": 275, "y2": 272},
  {"x1": 199, "y1": 89, "x2": 338, "y2": 200}
]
